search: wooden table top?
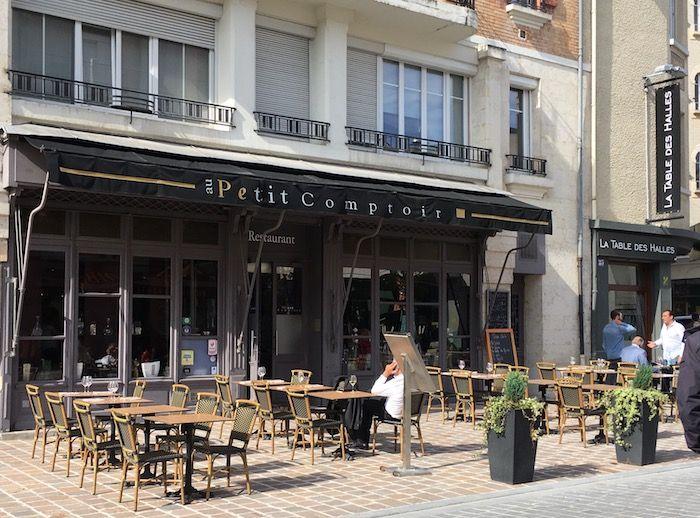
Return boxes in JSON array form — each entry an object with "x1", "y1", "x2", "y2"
[
  {"x1": 145, "y1": 413, "x2": 233, "y2": 425},
  {"x1": 556, "y1": 366, "x2": 615, "y2": 374},
  {"x1": 235, "y1": 379, "x2": 289, "y2": 387},
  {"x1": 441, "y1": 371, "x2": 504, "y2": 380},
  {"x1": 582, "y1": 384, "x2": 619, "y2": 392},
  {"x1": 528, "y1": 378, "x2": 556, "y2": 385},
  {"x1": 110, "y1": 404, "x2": 185, "y2": 416},
  {"x1": 78, "y1": 396, "x2": 152, "y2": 405},
  {"x1": 653, "y1": 373, "x2": 675, "y2": 378},
  {"x1": 58, "y1": 391, "x2": 114, "y2": 398},
  {"x1": 309, "y1": 390, "x2": 375, "y2": 400},
  {"x1": 270, "y1": 384, "x2": 332, "y2": 392}
]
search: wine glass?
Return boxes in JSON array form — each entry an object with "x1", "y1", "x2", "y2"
[
  {"x1": 569, "y1": 356, "x2": 576, "y2": 366},
  {"x1": 85, "y1": 376, "x2": 93, "y2": 392},
  {"x1": 257, "y1": 366, "x2": 267, "y2": 380},
  {"x1": 107, "y1": 380, "x2": 119, "y2": 394},
  {"x1": 458, "y1": 359, "x2": 466, "y2": 370},
  {"x1": 486, "y1": 362, "x2": 493, "y2": 374},
  {"x1": 81, "y1": 376, "x2": 89, "y2": 392},
  {"x1": 297, "y1": 373, "x2": 306, "y2": 385},
  {"x1": 349, "y1": 374, "x2": 357, "y2": 391}
]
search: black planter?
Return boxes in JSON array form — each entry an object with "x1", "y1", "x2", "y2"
[
  {"x1": 615, "y1": 401, "x2": 659, "y2": 466},
  {"x1": 487, "y1": 409, "x2": 537, "y2": 484}
]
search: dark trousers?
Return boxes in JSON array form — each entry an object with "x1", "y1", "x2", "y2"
[
  {"x1": 352, "y1": 399, "x2": 388, "y2": 444},
  {"x1": 606, "y1": 359, "x2": 620, "y2": 385}
]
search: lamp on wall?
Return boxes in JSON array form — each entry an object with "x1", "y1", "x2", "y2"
[{"x1": 643, "y1": 64, "x2": 686, "y2": 88}]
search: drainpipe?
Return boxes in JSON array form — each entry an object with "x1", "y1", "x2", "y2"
[{"x1": 576, "y1": 0, "x2": 586, "y2": 356}]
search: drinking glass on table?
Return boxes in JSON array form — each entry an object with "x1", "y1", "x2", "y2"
[
  {"x1": 569, "y1": 356, "x2": 576, "y2": 366},
  {"x1": 107, "y1": 380, "x2": 119, "y2": 394},
  {"x1": 349, "y1": 374, "x2": 357, "y2": 391},
  {"x1": 85, "y1": 376, "x2": 93, "y2": 392},
  {"x1": 486, "y1": 362, "x2": 493, "y2": 374},
  {"x1": 81, "y1": 376, "x2": 89, "y2": 392},
  {"x1": 257, "y1": 366, "x2": 267, "y2": 380},
  {"x1": 458, "y1": 360, "x2": 466, "y2": 370},
  {"x1": 297, "y1": 373, "x2": 306, "y2": 385}
]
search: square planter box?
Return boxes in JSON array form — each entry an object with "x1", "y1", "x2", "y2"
[
  {"x1": 487, "y1": 409, "x2": 537, "y2": 484},
  {"x1": 615, "y1": 402, "x2": 659, "y2": 466}
]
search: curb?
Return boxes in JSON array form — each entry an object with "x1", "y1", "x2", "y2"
[
  {"x1": 0, "y1": 430, "x2": 36, "y2": 441},
  {"x1": 354, "y1": 458, "x2": 700, "y2": 517}
]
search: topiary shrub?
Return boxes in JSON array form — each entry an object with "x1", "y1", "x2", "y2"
[
  {"x1": 503, "y1": 371, "x2": 527, "y2": 402},
  {"x1": 481, "y1": 371, "x2": 543, "y2": 441},
  {"x1": 631, "y1": 364, "x2": 653, "y2": 390}
]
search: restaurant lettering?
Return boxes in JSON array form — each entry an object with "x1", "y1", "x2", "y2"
[
  {"x1": 597, "y1": 231, "x2": 679, "y2": 260},
  {"x1": 655, "y1": 83, "x2": 681, "y2": 213},
  {"x1": 248, "y1": 231, "x2": 296, "y2": 245}
]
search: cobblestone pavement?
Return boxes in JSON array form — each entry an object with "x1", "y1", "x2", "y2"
[{"x1": 0, "y1": 410, "x2": 696, "y2": 517}]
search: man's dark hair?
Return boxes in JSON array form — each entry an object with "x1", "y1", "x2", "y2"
[
  {"x1": 610, "y1": 310, "x2": 622, "y2": 320},
  {"x1": 692, "y1": 313, "x2": 699, "y2": 322},
  {"x1": 662, "y1": 309, "x2": 674, "y2": 317}
]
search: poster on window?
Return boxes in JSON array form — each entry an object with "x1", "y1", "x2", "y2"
[{"x1": 655, "y1": 83, "x2": 681, "y2": 213}]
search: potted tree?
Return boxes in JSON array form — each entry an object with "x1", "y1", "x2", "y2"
[
  {"x1": 601, "y1": 365, "x2": 668, "y2": 466},
  {"x1": 482, "y1": 371, "x2": 544, "y2": 484}
]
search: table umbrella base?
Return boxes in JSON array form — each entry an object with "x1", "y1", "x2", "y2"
[
  {"x1": 166, "y1": 487, "x2": 206, "y2": 504},
  {"x1": 380, "y1": 465, "x2": 431, "y2": 477}
]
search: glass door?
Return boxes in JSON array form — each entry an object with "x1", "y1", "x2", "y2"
[{"x1": 607, "y1": 263, "x2": 651, "y2": 347}]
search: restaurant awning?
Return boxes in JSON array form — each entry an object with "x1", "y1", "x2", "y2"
[{"x1": 15, "y1": 130, "x2": 552, "y2": 235}]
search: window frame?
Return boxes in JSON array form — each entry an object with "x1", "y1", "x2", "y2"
[{"x1": 509, "y1": 86, "x2": 531, "y2": 157}]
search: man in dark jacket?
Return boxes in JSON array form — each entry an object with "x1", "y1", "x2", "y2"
[{"x1": 678, "y1": 315, "x2": 700, "y2": 453}]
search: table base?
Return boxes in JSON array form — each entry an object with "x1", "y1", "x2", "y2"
[{"x1": 380, "y1": 465, "x2": 432, "y2": 477}]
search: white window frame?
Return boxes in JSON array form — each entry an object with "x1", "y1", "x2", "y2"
[
  {"x1": 377, "y1": 58, "x2": 468, "y2": 145},
  {"x1": 509, "y1": 79, "x2": 534, "y2": 157}
]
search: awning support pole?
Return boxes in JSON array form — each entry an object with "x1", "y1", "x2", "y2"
[{"x1": 9, "y1": 172, "x2": 49, "y2": 358}]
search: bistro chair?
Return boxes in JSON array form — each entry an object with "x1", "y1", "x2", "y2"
[
  {"x1": 140, "y1": 384, "x2": 189, "y2": 440},
  {"x1": 112, "y1": 411, "x2": 185, "y2": 511},
  {"x1": 589, "y1": 359, "x2": 610, "y2": 383},
  {"x1": 290, "y1": 369, "x2": 313, "y2": 385},
  {"x1": 130, "y1": 379, "x2": 147, "y2": 407},
  {"x1": 73, "y1": 400, "x2": 121, "y2": 495},
  {"x1": 450, "y1": 370, "x2": 476, "y2": 429},
  {"x1": 535, "y1": 363, "x2": 558, "y2": 433},
  {"x1": 617, "y1": 367, "x2": 638, "y2": 387},
  {"x1": 589, "y1": 359, "x2": 610, "y2": 369},
  {"x1": 252, "y1": 381, "x2": 293, "y2": 454},
  {"x1": 287, "y1": 390, "x2": 346, "y2": 465},
  {"x1": 215, "y1": 375, "x2": 235, "y2": 439},
  {"x1": 536, "y1": 362, "x2": 556, "y2": 380},
  {"x1": 556, "y1": 377, "x2": 606, "y2": 447},
  {"x1": 156, "y1": 392, "x2": 220, "y2": 453},
  {"x1": 425, "y1": 366, "x2": 449, "y2": 423},
  {"x1": 45, "y1": 392, "x2": 84, "y2": 477},
  {"x1": 194, "y1": 400, "x2": 260, "y2": 500},
  {"x1": 618, "y1": 361, "x2": 638, "y2": 369},
  {"x1": 491, "y1": 363, "x2": 511, "y2": 394},
  {"x1": 310, "y1": 376, "x2": 347, "y2": 418},
  {"x1": 372, "y1": 392, "x2": 426, "y2": 456},
  {"x1": 26, "y1": 384, "x2": 55, "y2": 463}
]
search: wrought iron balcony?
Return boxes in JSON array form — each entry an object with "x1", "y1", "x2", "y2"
[
  {"x1": 346, "y1": 127, "x2": 491, "y2": 166},
  {"x1": 506, "y1": 154, "x2": 547, "y2": 176},
  {"x1": 507, "y1": 0, "x2": 555, "y2": 14},
  {"x1": 254, "y1": 112, "x2": 330, "y2": 141},
  {"x1": 449, "y1": 0, "x2": 475, "y2": 8},
  {"x1": 8, "y1": 70, "x2": 235, "y2": 126}
]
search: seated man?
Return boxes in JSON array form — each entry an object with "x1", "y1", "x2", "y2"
[
  {"x1": 351, "y1": 360, "x2": 403, "y2": 449},
  {"x1": 620, "y1": 336, "x2": 649, "y2": 366}
]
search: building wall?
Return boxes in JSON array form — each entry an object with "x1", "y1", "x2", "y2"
[{"x1": 688, "y1": 1, "x2": 700, "y2": 228}]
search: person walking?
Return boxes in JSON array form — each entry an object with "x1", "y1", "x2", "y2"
[
  {"x1": 602, "y1": 310, "x2": 636, "y2": 382},
  {"x1": 678, "y1": 316, "x2": 700, "y2": 453}
]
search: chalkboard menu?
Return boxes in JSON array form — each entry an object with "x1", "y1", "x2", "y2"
[
  {"x1": 485, "y1": 328, "x2": 518, "y2": 366},
  {"x1": 487, "y1": 290, "x2": 509, "y2": 329}
]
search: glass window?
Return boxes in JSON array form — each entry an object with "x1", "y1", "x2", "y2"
[
  {"x1": 79, "y1": 213, "x2": 121, "y2": 239},
  {"x1": 414, "y1": 272, "x2": 439, "y2": 366},
  {"x1": 427, "y1": 70, "x2": 443, "y2": 141},
  {"x1": 182, "y1": 259, "x2": 218, "y2": 335},
  {"x1": 696, "y1": 152, "x2": 700, "y2": 191},
  {"x1": 121, "y1": 32, "x2": 149, "y2": 102},
  {"x1": 695, "y1": 74, "x2": 700, "y2": 111},
  {"x1": 383, "y1": 60, "x2": 399, "y2": 135},
  {"x1": 379, "y1": 269, "x2": 407, "y2": 365},
  {"x1": 343, "y1": 234, "x2": 374, "y2": 256},
  {"x1": 343, "y1": 267, "x2": 372, "y2": 373},
  {"x1": 380, "y1": 237, "x2": 407, "y2": 258},
  {"x1": 608, "y1": 264, "x2": 638, "y2": 286},
  {"x1": 132, "y1": 257, "x2": 171, "y2": 378},
  {"x1": 446, "y1": 273, "x2": 471, "y2": 369},
  {"x1": 19, "y1": 339, "x2": 64, "y2": 382},
  {"x1": 133, "y1": 217, "x2": 172, "y2": 242},
  {"x1": 44, "y1": 15, "x2": 74, "y2": 80},
  {"x1": 509, "y1": 88, "x2": 525, "y2": 156},
  {"x1": 158, "y1": 40, "x2": 184, "y2": 99},
  {"x1": 445, "y1": 242, "x2": 471, "y2": 262},
  {"x1": 12, "y1": 9, "x2": 43, "y2": 74},
  {"x1": 404, "y1": 65, "x2": 421, "y2": 138},
  {"x1": 79, "y1": 254, "x2": 120, "y2": 294},
  {"x1": 182, "y1": 220, "x2": 219, "y2": 245},
  {"x1": 22, "y1": 209, "x2": 65, "y2": 236},
  {"x1": 185, "y1": 45, "x2": 209, "y2": 102},
  {"x1": 82, "y1": 26, "x2": 112, "y2": 86},
  {"x1": 414, "y1": 240, "x2": 440, "y2": 261},
  {"x1": 450, "y1": 75, "x2": 464, "y2": 144}
]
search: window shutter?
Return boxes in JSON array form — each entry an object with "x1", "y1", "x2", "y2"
[
  {"x1": 347, "y1": 48, "x2": 377, "y2": 130},
  {"x1": 13, "y1": 0, "x2": 215, "y2": 48},
  {"x1": 255, "y1": 27, "x2": 310, "y2": 120}
]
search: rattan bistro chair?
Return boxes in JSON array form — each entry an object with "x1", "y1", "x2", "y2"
[
  {"x1": 215, "y1": 375, "x2": 235, "y2": 438},
  {"x1": 112, "y1": 411, "x2": 185, "y2": 511},
  {"x1": 130, "y1": 379, "x2": 147, "y2": 407},
  {"x1": 290, "y1": 369, "x2": 313, "y2": 384},
  {"x1": 45, "y1": 392, "x2": 84, "y2": 477},
  {"x1": 535, "y1": 362, "x2": 559, "y2": 434},
  {"x1": 194, "y1": 400, "x2": 260, "y2": 500},
  {"x1": 425, "y1": 366, "x2": 449, "y2": 423},
  {"x1": 617, "y1": 367, "x2": 638, "y2": 387},
  {"x1": 491, "y1": 363, "x2": 510, "y2": 394},
  {"x1": 288, "y1": 390, "x2": 346, "y2": 465},
  {"x1": 139, "y1": 384, "x2": 189, "y2": 439},
  {"x1": 252, "y1": 381, "x2": 293, "y2": 454},
  {"x1": 618, "y1": 361, "x2": 638, "y2": 369},
  {"x1": 156, "y1": 392, "x2": 220, "y2": 453},
  {"x1": 372, "y1": 392, "x2": 426, "y2": 456},
  {"x1": 556, "y1": 377, "x2": 606, "y2": 447},
  {"x1": 536, "y1": 362, "x2": 556, "y2": 380},
  {"x1": 450, "y1": 370, "x2": 476, "y2": 428},
  {"x1": 74, "y1": 400, "x2": 121, "y2": 495},
  {"x1": 26, "y1": 384, "x2": 55, "y2": 463}
]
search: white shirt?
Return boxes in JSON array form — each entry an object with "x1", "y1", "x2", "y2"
[
  {"x1": 371, "y1": 373, "x2": 404, "y2": 419},
  {"x1": 654, "y1": 320, "x2": 686, "y2": 361}
]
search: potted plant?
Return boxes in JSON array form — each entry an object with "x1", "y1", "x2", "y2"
[
  {"x1": 481, "y1": 371, "x2": 544, "y2": 484},
  {"x1": 601, "y1": 365, "x2": 668, "y2": 466}
]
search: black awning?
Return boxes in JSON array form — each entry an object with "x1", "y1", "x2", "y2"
[{"x1": 26, "y1": 136, "x2": 552, "y2": 234}]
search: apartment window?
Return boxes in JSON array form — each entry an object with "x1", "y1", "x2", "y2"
[
  {"x1": 695, "y1": 0, "x2": 700, "y2": 32},
  {"x1": 381, "y1": 59, "x2": 467, "y2": 144},
  {"x1": 696, "y1": 152, "x2": 700, "y2": 191},
  {"x1": 509, "y1": 87, "x2": 529, "y2": 156},
  {"x1": 121, "y1": 32, "x2": 149, "y2": 105},
  {"x1": 695, "y1": 74, "x2": 700, "y2": 111},
  {"x1": 82, "y1": 26, "x2": 112, "y2": 86},
  {"x1": 668, "y1": 0, "x2": 676, "y2": 40},
  {"x1": 158, "y1": 40, "x2": 209, "y2": 102},
  {"x1": 12, "y1": 10, "x2": 74, "y2": 79}
]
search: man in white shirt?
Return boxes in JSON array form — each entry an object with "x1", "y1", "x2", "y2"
[
  {"x1": 352, "y1": 360, "x2": 404, "y2": 449},
  {"x1": 648, "y1": 309, "x2": 686, "y2": 365}
]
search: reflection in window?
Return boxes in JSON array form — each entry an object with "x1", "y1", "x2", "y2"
[
  {"x1": 379, "y1": 269, "x2": 407, "y2": 365},
  {"x1": 608, "y1": 264, "x2": 638, "y2": 286},
  {"x1": 132, "y1": 257, "x2": 171, "y2": 378},
  {"x1": 414, "y1": 272, "x2": 439, "y2": 366},
  {"x1": 427, "y1": 69, "x2": 443, "y2": 141},
  {"x1": 182, "y1": 260, "x2": 217, "y2": 335},
  {"x1": 343, "y1": 267, "x2": 372, "y2": 372},
  {"x1": 404, "y1": 65, "x2": 422, "y2": 138},
  {"x1": 446, "y1": 273, "x2": 471, "y2": 369},
  {"x1": 509, "y1": 88, "x2": 525, "y2": 156},
  {"x1": 79, "y1": 213, "x2": 121, "y2": 238},
  {"x1": 133, "y1": 217, "x2": 172, "y2": 242},
  {"x1": 383, "y1": 60, "x2": 399, "y2": 135},
  {"x1": 19, "y1": 339, "x2": 64, "y2": 382},
  {"x1": 78, "y1": 254, "x2": 120, "y2": 378},
  {"x1": 183, "y1": 220, "x2": 219, "y2": 245}
]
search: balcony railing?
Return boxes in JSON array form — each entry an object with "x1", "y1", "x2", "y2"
[
  {"x1": 346, "y1": 127, "x2": 492, "y2": 166},
  {"x1": 9, "y1": 70, "x2": 235, "y2": 126},
  {"x1": 506, "y1": 154, "x2": 547, "y2": 176},
  {"x1": 254, "y1": 112, "x2": 330, "y2": 141},
  {"x1": 449, "y1": 0, "x2": 475, "y2": 8},
  {"x1": 506, "y1": 0, "x2": 555, "y2": 14}
]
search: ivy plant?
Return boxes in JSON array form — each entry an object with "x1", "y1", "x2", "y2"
[{"x1": 481, "y1": 371, "x2": 544, "y2": 442}]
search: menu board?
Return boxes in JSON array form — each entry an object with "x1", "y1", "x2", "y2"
[
  {"x1": 485, "y1": 328, "x2": 517, "y2": 366},
  {"x1": 487, "y1": 290, "x2": 509, "y2": 329}
]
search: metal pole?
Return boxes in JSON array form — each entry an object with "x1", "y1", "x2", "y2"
[
  {"x1": 9, "y1": 172, "x2": 50, "y2": 358},
  {"x1": 400, "y1": 352, "x2": 411, "y2": 471}
]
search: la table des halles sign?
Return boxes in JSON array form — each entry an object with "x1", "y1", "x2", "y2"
[
  {"x1": 597, "y1": 231, "x2": 677, "y2": 261},
  {"x1": 655, "y1": 83, "x2": 681, "y2": 214}
]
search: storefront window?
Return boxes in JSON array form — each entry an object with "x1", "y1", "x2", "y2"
[
  {"x1": 132, "y1": 257, "x2": 171, "y2": 378},
  {"x1": 414, "y1": 271, "x2": 440, "y2": 366},
  {"x1": 342, "y1": 234, "x2": 373, "y2": 256},
  {"x1": 343, "y1": 267, "x2": 372, "y2": 373},
  {"x1": 183, "y1": 220, "x2": 219, "y2": 245},
  {"x1": 77, "y1": 254, "x2": 120, "y2": 378},
  {"x1": 18, "y1": 251, "x2": 65, "y2": 381},
  {"x1": 79, "y1": 213, "x2": 121, "y2": 239},
  {"x1": 182, "y1": 259, "x2": 218, "y2": 335},
  {"x1": 672, "y1": 279, "x2": 700, "y2": 316},
  {"x1": 22, "y1": 209, "x2": 66, "y2": 236},
  {"x1": 446, "y1": 273, "x2": 471, "y2": 369},
  {"x1": 379, "y1": 269, "x2": 407, "y2": 365},
  {"x1": 133, "y1": 217, "x2": 172, "y2": 242}
]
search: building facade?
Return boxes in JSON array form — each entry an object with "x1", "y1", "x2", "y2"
[{"x1": 0, "y1": 0, "x2": 586, "y2": 431}]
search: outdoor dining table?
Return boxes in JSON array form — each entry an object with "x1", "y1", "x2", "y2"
[
  {"x1": 234, "y1": 379, "x2": 289, "y2": 387},
  {"x1": 57, "y1": 391, "x2": 114, "y2": 399},
  {"x1": 527, "y1": 378, "x2": 556, "y2": 401},
  {"x1": 581, "y1": 383, "x2": 619, "y2": 392},
  {"x1": 269, "y1": 383, "x2": 333, "y2": 392},
  {"x1": 308, "y1": 390, "x2": 375, "y2": 400},
  {"x1": 144, "y1": 413, "x2": 234, "y2": 503}
]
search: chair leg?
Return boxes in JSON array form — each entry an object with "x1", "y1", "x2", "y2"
[
  {"x1": 452, "y1": 401, "x2": 459, "y2": 428},
  {"x1": 66, "y1": 438, "x2": 72, "y2": 477},
  {"x1": 339, "y1": 425, "x2": 346, "y2": 462},
  {"x1": 162, "y1": 461, "x2": 168, "y2": 496},
  {"x1": 41, "y1": 428, "x2": 49, "y2": 464},
  {"x1": 290, "y1": 428, "x2": 299, "y2": 461},
  {"x1": 310, "y1": 429, "x2": 315, "y2": 466},
  {"x1": 79, "y1": 450, "x2": 88, "y2": 489},
  {"x1": 92, "y1": 450, "x2": 99, "y2": 495},
  {"x1": 51, "y1": 436, "x2": 61, "y2": 472},
  {"x1": 241, "y1": 452, "x2": 252, "y2": 494},
  {"x1": 580, "y1": 416, "x2": 587, "y2": 447},
  {"x1": 371, "y1": 420, "x2": 378, "y2": 453},
  {"x1": 226, "y1": 454, "x2": 231, "y2": 487},
  {"x1": 179, "y1": 460, "x2": 185, "y2": 506},
  {"x1": 118, "y1": 461, "x2": 128, "y2": 504},
  {"x1": 271, "y1": 419, "x2": 276, "y2": 455},
  {"x1": 470, "y1": 400, "x2": 477, "y2": 429},
  {"x1": 416, "y1": 423, "x2": 425, "y2": 456},
  {"x1": 31, "y1": 425, "x2": 39, "y2": 459},
  {"x1": 441, "y1": 396, "x2": 447, "y2": 424},
  {"x1": 205, "y1": 455, "x2": 213, "y2": 501},
  {"x1": 255, "y1": 417, "x2": 263, "y2": 450},
  {"x1": 558, "y1": 412, "x2": 565, "y2": 444},
  {"x1": 393, "y1": 425, "x2": 398, "y2": 452},
  {"x1": 134, "y1": 467, "x2": 140, "y2": 512},
  {"x1": 426, "y1": 396, "x2": 432, "y2": 421}
]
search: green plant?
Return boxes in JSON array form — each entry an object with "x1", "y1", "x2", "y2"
[
  {"x1": 631, "y1": 365, "x2": 653, "y2": 390},
  {"x1": 481, "y1": 372, "x2": 544, "y2": 442},
  {"x1": 601, "y1": 381, "x2": 668, "y2": 448}
]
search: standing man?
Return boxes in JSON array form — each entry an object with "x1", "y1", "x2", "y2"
[
  {"x1": 678, "y1": 315, "x2": 700, "y2": 453},
  {"x1": 647, "y1": 309, "x2": 685, "y2": 365},
  {"x1": 603, "y1": 310, "x2": 636, "y2": 365}
]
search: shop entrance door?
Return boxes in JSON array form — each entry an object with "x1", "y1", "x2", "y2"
[
  {"x1": 247, "y1": 262, "x2": 306, "y2": 381},
  {"x1": 607, "y1": 263, "x2": 652, "y2": 345}
]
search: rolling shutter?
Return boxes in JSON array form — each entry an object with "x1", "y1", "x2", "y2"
[
  {"x1": 12, "y1": 0, "x2": 215, "y2": 48},
  {"x1": 255, "y1": 27, "x2": 309, "y2": 119},
  {"x1": 347, "y1": 48, "x2": 378, "y2": 130}
]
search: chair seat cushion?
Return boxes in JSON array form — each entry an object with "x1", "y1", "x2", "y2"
[
  {"x1": 138, "y1": 450, "x2": 184, "y2": 464},
  {"x1": 96, "y1": 439, "x2": 121, "y2": 451},
  {"x1": 309, "y1": 418, "x2": 342, "y2": 429},
  {"x1": 193, "y1": 443, "x2": 246, "y2": 456},
  {"x1": 157, "y1": 433, "x2": 209, "y2": 445},
  {"x1": 270, "y1": 411, "x2": 293, "y2": 421}
]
